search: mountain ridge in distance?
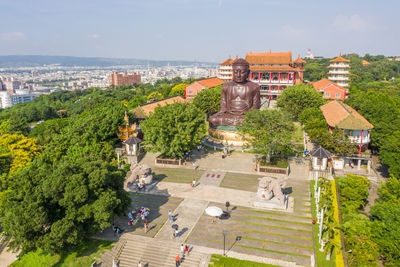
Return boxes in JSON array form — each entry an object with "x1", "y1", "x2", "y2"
[{"x1": 0, "y1": 55, "x2": 216, "y2": 67}]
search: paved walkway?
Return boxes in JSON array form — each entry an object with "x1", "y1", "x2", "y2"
[
  {"x1": 199, "y1": 170, "x2": 225, "y2": 186},
  {"x1": 0, "y1": 241, "x2": 18, "y2": 267},
  {"x1": 140, "y1": 151, "x2": 259, "y2": 174},
  {"x1": 155, "y1": 198, "x2": 209, "y2": 243}
]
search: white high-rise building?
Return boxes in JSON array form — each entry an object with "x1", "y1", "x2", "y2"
[
  {"x1": 328, "y1": 54, "x2": 350, "y2": 88},
  {"x1": 0, "y1": 91, "x2": 12, "y2": 109}
]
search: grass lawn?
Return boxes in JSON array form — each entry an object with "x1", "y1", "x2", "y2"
[
  {"x1": 10, "y1": 239, "x2": 114, "y2": 267},
  {"x1": 209, "y1": 254, "x2": 279, "y2": 267}
]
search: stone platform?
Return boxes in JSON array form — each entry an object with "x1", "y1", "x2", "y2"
[
  {"x1": 253, "y1": 196, "x2": 294, "y2": 213},
  {"x1": 207, "y1": 125, "x2": 247, "y2": 147}
]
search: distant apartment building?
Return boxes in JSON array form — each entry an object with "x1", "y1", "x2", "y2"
[
  {"x1": 11, "y1": 94, "x2": 36, "y2": 105},
  {"x1": 110, "y1": 72, "x2": 141, "y2": 87},
  {"x1": 328, "y1": 55, "x2": 350, "y2": 88},
  {"x1": 0, "y1": 77, "x2": 22, "y2": 93},
  {"x1": 0, "y1": 91, "x2": 12, "y2": 109}
]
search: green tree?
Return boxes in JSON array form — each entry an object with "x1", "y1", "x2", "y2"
[
  {"x1": 1, "y1": 156, "x2": 130, "y2": 254},
  {"x1": 277, "y1": 84, "x2": 325, "y2": 120},
  {"x1": 169, "y1": 83, "x2": 188, "y2": 97},
  {"x1": 192, "y1": 85, "x2": 222, "y2": 117},
  {"x1": 141, "y1": 102, "x2": 207, "y2": 159},
  {"x1": 238, "y1": 109, "x2": 295, "y2": 161}
]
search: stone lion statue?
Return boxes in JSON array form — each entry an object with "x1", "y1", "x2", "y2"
[
  {"x1": 124, "y1": 163, "x2": 153, "y2": 189},
  {"x1": 257, "y1": 176, "x2": 287, "y2": 205}
]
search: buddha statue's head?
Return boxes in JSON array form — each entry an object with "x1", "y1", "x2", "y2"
[{"x1": 232, "y1": 58, "x2": 250, "y2": 83}]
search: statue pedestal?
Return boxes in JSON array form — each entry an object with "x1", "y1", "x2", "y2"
[
  {"x1": 253, "y1": 196, "x2": 294, "y2": 212},
  {"x1": 207, "y1": 125, "x2": 247, "y2": 147}
]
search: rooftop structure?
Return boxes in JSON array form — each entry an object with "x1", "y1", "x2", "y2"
[
  {"x1": 362, "y1": 60, "x2": 371, "y2": 66},
  {"x1": 320, "y1": 100, "x2": 373, "y2": 154},
  {"x1": 328, "y1": 54, "x2": 350, "y2": 88},
  {"x1": 132, "y1": 96, "x2": 185, "y2": 119},
  {"x1": 185, "y1": 77, "x2": 225, "y2": 100},
  {"x1": 218, "y1": 51, "x2": 306, "y2": 101},
  {"x1": 311, "y1": 78, "x2": 347, "y2": 100}
]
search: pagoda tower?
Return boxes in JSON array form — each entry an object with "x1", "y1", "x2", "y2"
[{"x1": 328, "y1": 54, "x2": 350, "y2": 88}]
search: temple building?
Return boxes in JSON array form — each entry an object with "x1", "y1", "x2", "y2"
[
  {"x1": 218, "y1": 51, "x2": 306, "y2": 101},
  {"x1": 117, "y1": 111, "x2": 140, "y2": 141},
  {"x1": 328, "y1": 55, "x2": 350, "y2": 88},
  {"x1": 320, "y1": 100, "x2": 373, "y2": 154},
  {"x1": 184, "y1": 77, "x2": 225, "y2": 100},
  {"x1": 132, "y1": 96, "x2": 186, "y2": 119},
  {"x1": 110, "y1": 72, "x2": 141, "y2": 87},
  {"x1": 217, "y1": 57, "x2": 237, "y2": 82},
  {"x1": 311, "y1": 78, "x2": 347, "y2": 100}
]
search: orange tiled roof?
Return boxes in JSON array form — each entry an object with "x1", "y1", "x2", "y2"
[
  {"x1": 293, "y1": 56, "x2": 307, "y2": 64},
  {"x1": 330, "y1": 55, "x2": 350, "y2": 63},
  {"x1": 132, "y1": 96, "x2": 185, "y2": 118},
  {"x1": 197, "y1": 77, "x2": 225, "y2": 88},
  {"x1": 320, "y1": 101, "x2": 373, "y2": 130},
  {"x1": 245, "y1": 51, "x2": 292, "y2": 65},
  {"x1": 249, "y1": 66, "x2": 301, "y2": 72},
  {"x1": 362, "y1": 60, "x2": 371, "y2": 66},
  {"x1": 311, "y1": 78, "x2": 336, "y2": 90},
  {"x1": 219, "y1": 58, "x2": 233, "y2": 65}
]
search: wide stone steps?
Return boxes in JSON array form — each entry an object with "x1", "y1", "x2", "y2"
[{"x1": 104, "y1": 234, "x2": 208, "y2": 267}]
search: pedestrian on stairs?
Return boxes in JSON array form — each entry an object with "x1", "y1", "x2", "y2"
[
  {"x1": 180, "y1": 244, "x2": 185, "y2": 258},
  {"x1": 144, "y1": 220, "x2": 148, "y2": 233},
  {"x1": 185, "y1": 244, "x2": 189, "y2": 256},
  {"x1": 137, "y1": 261, "x2": 142, "y2": 267},
  {"x1": 168, "y1": 210, "x2": 174, "y2": 222},
  {"x1": 175, "y1": 255, "x2": 181, "y2": 267}
]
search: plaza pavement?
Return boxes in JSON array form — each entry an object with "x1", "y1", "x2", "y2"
[{"x1": 99, "y1": 155, "x2": 313, "y2": 266}]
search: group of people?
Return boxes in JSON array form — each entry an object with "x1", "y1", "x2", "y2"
[
  {"x1": 175, "y1": 244, "x2": 190, "y2": 266},
  {"x1": 128, "y1": 207, "x2": 150, "y2": 227}
]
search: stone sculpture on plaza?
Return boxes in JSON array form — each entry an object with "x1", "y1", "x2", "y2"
[
  {"x1": 209, "y1": 58, "x2": 260, "y2": 127},
  {"x1": 124, "y1": 163, "x2": 153, "y2": 189},
  {"x1": 255, "y1": 176, "x2": 287, "y2": 207}
]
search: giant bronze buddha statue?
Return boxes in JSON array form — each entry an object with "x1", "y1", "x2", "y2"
[{"x1": 209, "y1": 58, "x2": 260, "y2": 127}]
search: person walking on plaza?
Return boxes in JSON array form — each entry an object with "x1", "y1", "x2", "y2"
[
  {"x1": 191, "y1": 179, "x2": 196, "y2": 188},
  {"x1": 180, "y1": 244, "x2": 185, "y2": 258},
  {"x1": 175, "y1": 228, "x2": 179, "y2": 238},
  {"x1": 175, "y1": 255, "x2": 181, "y2": 267},
  {"x1": 185, "y1": 244, "x2": 189, "y2": 256},
  {"x1": 144, "y1": 220, "x2": 148, "y2": 233}
]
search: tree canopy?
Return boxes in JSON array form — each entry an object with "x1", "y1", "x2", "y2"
[
  {"x1": 192, "y1": 85, "x2": 222, "y2": 117},
  {"x1": 141, "y1": 102, "x2": 207, "y2": 159},
  {"x1": 238, "y1": 109, "x2": 295, "y2": 159},
  {"x1": 277, "y1": 84, "x2": 326, "y2": 120}
]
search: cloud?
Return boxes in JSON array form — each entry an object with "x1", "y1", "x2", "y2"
[
  {"x1": 88, "y1": 33, "x2": 101, "y2": 39},
  {"x1": 333, "y1": 14, "x2": 367, "y2": 32},
  {"x1": 0, "y1": 32, "x2": 27, "y2": 41}
]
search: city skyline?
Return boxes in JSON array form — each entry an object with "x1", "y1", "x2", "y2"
[{"x1": 1, "y1": 0, "x2": 399, "y2": 62}]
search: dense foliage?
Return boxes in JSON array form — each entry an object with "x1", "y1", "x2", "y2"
[
  {"x1": 238, "y1": 109, "x2": 294, "y2": 160},
  {"x1": 370, "y1": 176, "x2": 400, "y2": 266},
  {"x1": 277, "y1": 84, "x2": 326, "y2": 120},
  {"x1": 337, "y1": 174, "x2": 379, "y2": 266},
  {"x1": 192, "y1": 85, "x2": 222, "y2": 117},
  {"x1": 0, "y1": 79, "x2": 194, "y2": 254},
  {"x1": 141, "y1": 102, "x2": 207, "y2": 159}
]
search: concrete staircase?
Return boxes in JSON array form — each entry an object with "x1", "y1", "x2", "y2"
[{"x1": 100, "y1": 233, "x2": 209, "y2": 267}]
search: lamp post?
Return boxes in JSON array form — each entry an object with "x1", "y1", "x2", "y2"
[{"x1": 222, "y1": 230, "x2": 227, "y2": 256}]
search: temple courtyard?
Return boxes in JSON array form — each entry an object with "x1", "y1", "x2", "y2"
[{"x1": 98, "y1": 153, "x2": 314, "y2": 267}]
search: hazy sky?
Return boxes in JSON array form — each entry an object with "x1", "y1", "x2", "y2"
[{"x1": 1, "y1": 0, "x2": 398, "y2": 62}]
